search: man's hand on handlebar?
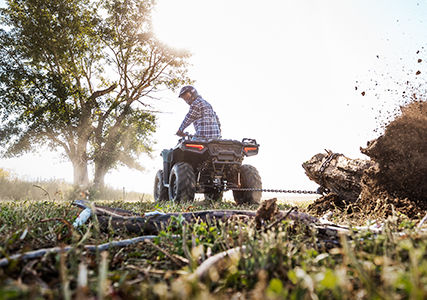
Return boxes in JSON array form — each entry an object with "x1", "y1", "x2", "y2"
[{"x1": 176, "y1": 130, "x2": 188, "y2": 137}]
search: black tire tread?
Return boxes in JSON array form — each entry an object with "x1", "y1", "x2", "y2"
[
  {"x1": 154, "y1": 170, "x2": 169, "y2": 202},
  {"x1": 233, "y1": 164, "x2": 262, "y2": 205},
  {"x1": 169, "y1": 162, "x2": 196, "y2": 202}
]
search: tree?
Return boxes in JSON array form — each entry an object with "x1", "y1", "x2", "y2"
[{"x1": 0, "y1": 0, "x2": 191, "y2": 188}]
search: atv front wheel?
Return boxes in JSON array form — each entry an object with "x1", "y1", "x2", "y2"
[
  {"x1": 169, "y1": 162, "x2": 196, "y2": 202},
  {"x1": 233, "y1": 164, "x2": 262, "y2": 205},
  {"x1": 154, "y1": 170, "x2": 169, "y2": 202}
]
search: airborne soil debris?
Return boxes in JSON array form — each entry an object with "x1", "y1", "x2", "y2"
[{"x1": 359, "y1": 100, "x2": 427, "y2": 218}]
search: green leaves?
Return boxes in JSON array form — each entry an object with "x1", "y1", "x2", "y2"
[{"x1": 0, "y1": 0, "x2": 192, "y2": 186}]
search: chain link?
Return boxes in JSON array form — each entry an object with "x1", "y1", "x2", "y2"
[
  {"x1": 318, "y1": 151, "x2": 340, "y2": 188},
  {"x1": 215, "y1": 152, "x2": 340, "y2": 195},
  {"x1": 319, "y1": 152, "x2": 339, "y2": 174},
  {"x1": 226, "y1": 187, "x2": 320, "y2": 194}
]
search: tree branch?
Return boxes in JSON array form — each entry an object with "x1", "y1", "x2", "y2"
[
  {"x1": 89, "y1": 84, "x2": 117, "y2": 100},
  {"x1": 0, "y1": 235, "x2": 159, "y2": 268},
  {"x1": 194, "y1": 246, "x2": 246, "y2": 279},
  {"x1": 45, "y1": 130, "x2": 71, "y2": 156}
]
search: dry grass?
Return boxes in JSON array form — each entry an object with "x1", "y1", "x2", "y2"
[
  {"x1": 0, "y1": 173, "x2": 149, "y2": 201},
  {"x1": 0, "y1": 196, "x2": 426, "y2": 299},
  {"x1": 0, "y1": 176, "x2": 425, "y2": 299}
]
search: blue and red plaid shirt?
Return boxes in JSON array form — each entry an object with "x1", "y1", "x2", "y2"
[{"x1": 179, "y1": 96, "x2": 221, "y2": 139}]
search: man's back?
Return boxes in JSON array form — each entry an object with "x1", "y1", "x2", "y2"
[{"x1": 179, "y1": 96, "x2": 221, "y2": 139}]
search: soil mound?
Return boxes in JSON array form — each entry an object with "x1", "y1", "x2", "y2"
[
  {"x1": 360, "y1": 100, "x2": 427, "y2": 219},
  {"x1": 361, "y1": 100, "x2": 427, "y2": 202},
  {"x1": 307, "y1": 193, "x2": 358, "y2": 216},
  {"x1": 357, "y1": 164, "x2": 427, "y2": 219}
]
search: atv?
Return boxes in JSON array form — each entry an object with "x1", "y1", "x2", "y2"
[{"x1": 154, "y1": 136, "x2": 262, "y2": 204}]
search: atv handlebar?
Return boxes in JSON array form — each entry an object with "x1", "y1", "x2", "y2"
[{"x1": 178, "y1": 133, "x2": 193, "y2": 142}]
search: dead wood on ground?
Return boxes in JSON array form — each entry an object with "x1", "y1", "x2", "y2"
[{"x1": 73, "y1": 199, "x2": 318, "y2": 235}]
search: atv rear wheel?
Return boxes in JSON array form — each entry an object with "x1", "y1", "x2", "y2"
[
  {"x1": 154, "y1": 170, "x2": 169, "y2": 202},
  {"x1": 233, "y1": 164, "x2": 262, "y2": 205},
  {"x1": 169, "y1": 162, "x2": 196, "y2": 202}
]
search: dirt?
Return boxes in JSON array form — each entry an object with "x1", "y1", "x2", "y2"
[
  {"x1": 307, "y1": 193, "x2": 358, "y2": 216},
  {"x1": 358, "y1": 100, "x2": 427, "y2": 219},
  {"x1": 361, "y1": 100, "x2": 427, "y2": 202},
  {"x1": 357, "y1": 164, "x2": 427, "y2": 219},
  {"x1": 308, "y1": 100, "x2": 427, "y2": 220}
]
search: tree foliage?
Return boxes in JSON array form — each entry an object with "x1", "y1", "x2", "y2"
[{"x1": 0, "y1": 0, "x2": 191, "y2": 187}]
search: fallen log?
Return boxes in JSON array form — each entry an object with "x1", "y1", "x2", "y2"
[
  {"x1": 302, "y1": 149, "x2": 374, "y2": 201},
  {"x1": 73, "y1": 200, "x2": 318, "y2": 235}
]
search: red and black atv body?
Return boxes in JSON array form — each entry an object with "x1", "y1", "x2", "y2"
[{"x1": 154, "y1": 137, "x2": 262, "y2": 204}]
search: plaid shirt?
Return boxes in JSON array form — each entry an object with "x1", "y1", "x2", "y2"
[{"x1": 179, "y1": 96, "x2": 221, "y2": 139}]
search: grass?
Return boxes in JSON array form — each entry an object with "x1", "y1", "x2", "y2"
[
  {"x1": 0, "y1": 171, "x2": 149, "y2": 202},
  {"x1": 0, "y1": 196, "x2": 426, "y2": 300}
]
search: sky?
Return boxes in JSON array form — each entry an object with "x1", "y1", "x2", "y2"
[{"x1": 1, "y1": 0, "x2": 427, "y2": 196}]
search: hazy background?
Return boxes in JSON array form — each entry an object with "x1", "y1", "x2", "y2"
[{"x1": 1, "y1": 0, "x2": 426, "y2": 196}]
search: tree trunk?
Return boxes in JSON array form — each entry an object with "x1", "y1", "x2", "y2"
[
  {"x1": 69, "y1": 140, "x2": 90, "y2": 188},
  {"x1": 93, "y1": 162, "x2": 109, "y2": 191},
  {"x1": 66, "y1": 124, "x2": 92, "y2": 188},
  {"x1": 71, "y1": 156, "x2": 89, "y2": 187},
  {"x1": 302, "y1": 150, "x2": 374, "y2": 201},
  {"x1": 92, "y1": 135, "x2": 121, "y2": 191}
]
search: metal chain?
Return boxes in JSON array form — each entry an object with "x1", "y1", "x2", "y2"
[
  {"x1": 318, "y1": 151, "x2": 340, "y2": 188},
  {"x1": 319, "y1": 152, "x2": 340, "y2": 174},
  {"x1": 217, "y1": 153, "x2": 340, "y2": 195},
  {"x1": 226, "y1": 187, "x2": 320, "y2": 194}
]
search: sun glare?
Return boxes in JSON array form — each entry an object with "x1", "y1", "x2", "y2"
[{"x1": 152, "y1": 0, "x2": 196, "y2": 50}]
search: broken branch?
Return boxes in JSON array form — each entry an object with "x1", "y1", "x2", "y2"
[
  {"x1": 0, "y1": 235, "x2": 158, "y2": 268},
  {"x1": 194, "y1": 246, "x2": 246, "y2": 279}
]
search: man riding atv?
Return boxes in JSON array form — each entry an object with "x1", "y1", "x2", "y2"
[
  {"x1": 175, "y1": 85, "x2": 221, "y2": 139},
  {"x1": 155, "y1": 85, "x2": 262, "y2": 204}
]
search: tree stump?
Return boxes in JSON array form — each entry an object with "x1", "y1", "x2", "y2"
[{"x1": 302, "y1": 150, "x2": 374, "y2": 201}]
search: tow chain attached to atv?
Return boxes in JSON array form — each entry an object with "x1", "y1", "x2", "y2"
[
  {"x1": 155, "y1": 136, "x2": 321, "y2": 203},
  {"x1": 229, "y1": 151, "x2": 339, "y2": 195},
  {"x1": 226, "y1": 187, "x2": 320, "y2": 195}
]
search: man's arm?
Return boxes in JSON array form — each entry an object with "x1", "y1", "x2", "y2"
[{"x1": 178, "y1": 102, "x2": 200, "y2": 132}]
